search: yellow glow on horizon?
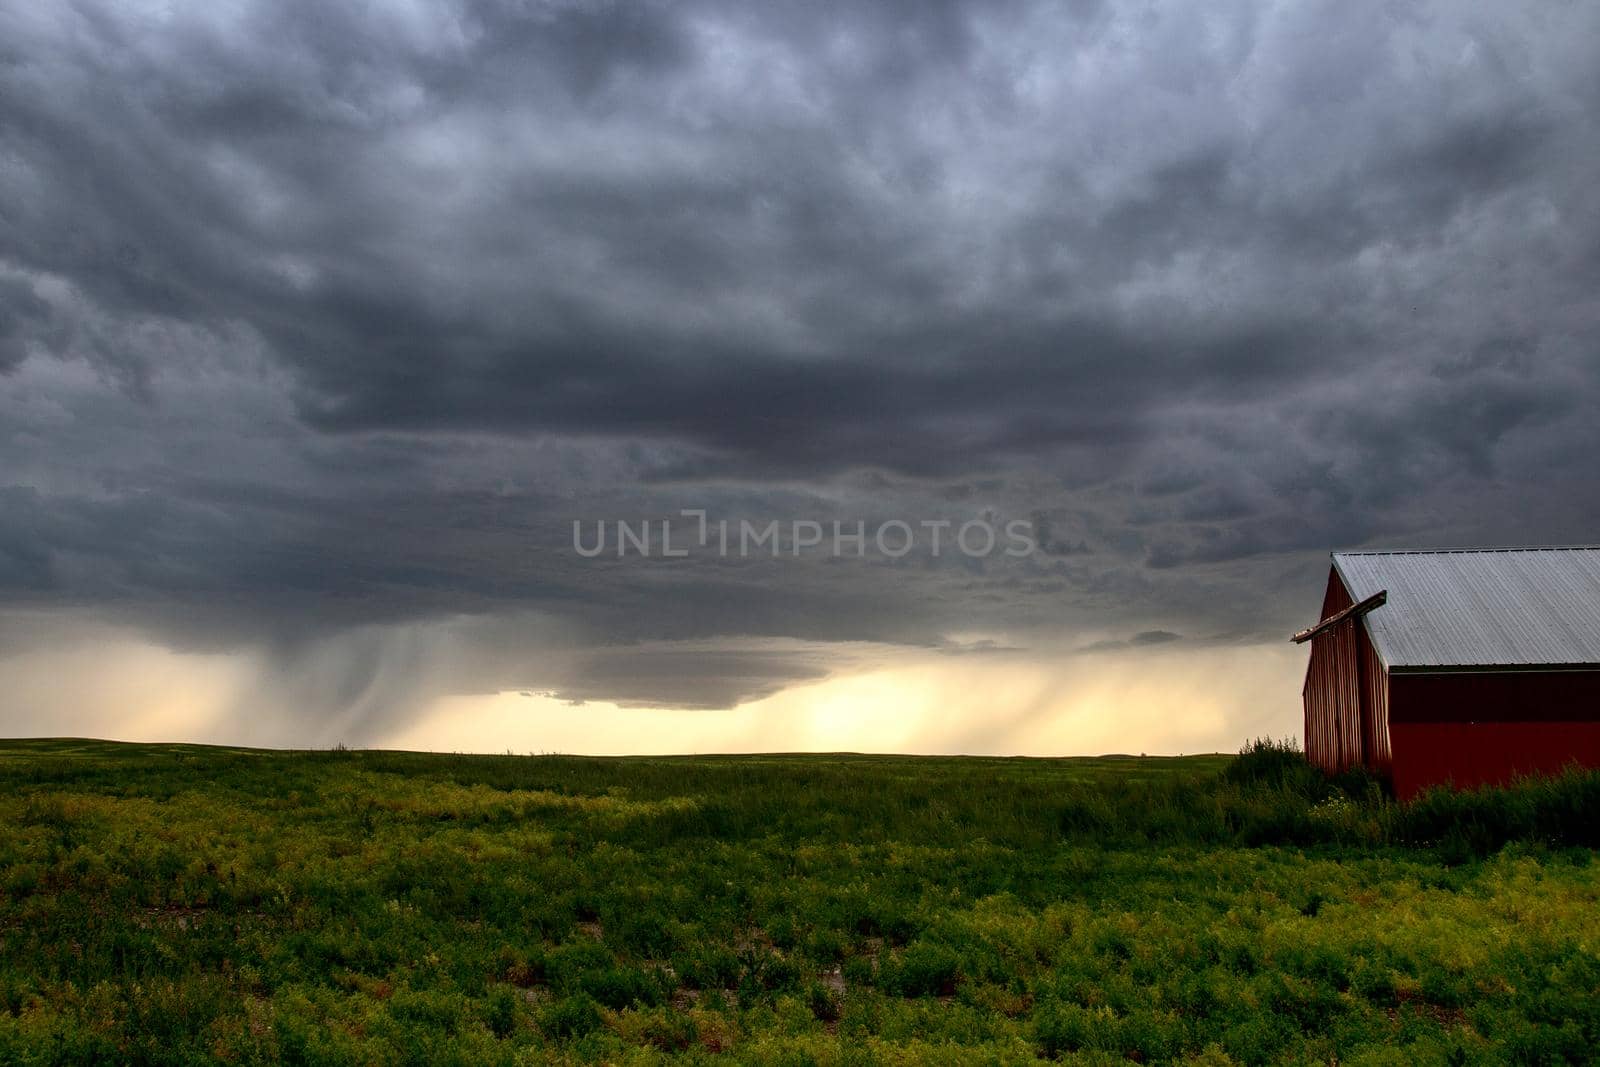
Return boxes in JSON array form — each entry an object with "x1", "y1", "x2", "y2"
[
  {"x1": 0, "y1": 634, "x2": 252, "y2": 745},
  {"x1": 0, "y1": 621, "x2": 1307, "y2": 757},
  {"x1": 386, "y1": 642, "x2": 1305, "y2": 757}
]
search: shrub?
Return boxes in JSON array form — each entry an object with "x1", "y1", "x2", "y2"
[
  {"x1": 806, "y1": 981, "x2": 842, "y2": 1021},
  {"x1": 541, "y1": 993, "x2": 604, "y2": 1040},
  {"x1": 841, "y1": 956, "x2": 875, "y2": 989},
  {"x1": 628, "y1": 1008, "x2": 698, "y2": 1051},
  {"x1": 544, "y1": 940, "x2": 614, "y2": 990},
  {"x1": 1330, "y1": 765, "x2": 1391, "y2": 802},
  {"x1": 581, "y1": 965, "x2": 665, "y2": 1010},
  {"x1": 1387, "y1": 767, "x2": 1600, "y2": 856},
  {"x1": 387, "y1": 989, "x2": 465, "y2": 1035},
  {"x1": 850, "y1": 896, "x2": 920, "y2": 945},
  {"x1": 1035, "y1": 1001, "x2": 1119, "y2": 1057},
  {"x1": 1052, "y1": 742, "x2": 1600, "y2": 854},
  {"x1": 765, "y1": 912, "x2": 798, "y2": 950},
  {"x1": 497, "y1": 945, "x2": 546, "y2": 987},
  {"x1": 804, "y1": 927, "x2": 848, "y2": 964},
  {"x1": 1223, "y1": 737, "x2": 1326, "y2": 798},
  {"x1": 887, "y1": 941, "x2": 962, "y2": 998},
  {"x1": 1056, "y1": 792, "x2": 1120, "y2": 838},
  {"x1": 605, "y1": 907, "x2": 677, "y2": 957},
  {"x1": 484, "y1": 985, "x2": 519, "y2": 1039},
  {"x1": 673, "y1": 943, "x2": 741, "y2": 990},
  {"x1": 739, "y1": 949, "x2": 802, "y2": 996}
]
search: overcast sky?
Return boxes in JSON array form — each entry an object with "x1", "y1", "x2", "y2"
[{"x1": 2, "y1": 1, "x2": 1597, "y2": 751}]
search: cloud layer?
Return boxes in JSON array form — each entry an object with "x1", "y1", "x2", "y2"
[{"x1": 2, "y1": 0, "x2": 1598, "y2": 727}]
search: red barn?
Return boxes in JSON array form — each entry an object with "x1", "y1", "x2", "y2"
[{"x1": 1294, "y1": 547, "x2": 1600, "y2": 800}]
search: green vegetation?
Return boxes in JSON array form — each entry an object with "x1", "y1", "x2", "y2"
[{"x1": 1, "y1": 738, "x2": 1597, "y2": 1065}]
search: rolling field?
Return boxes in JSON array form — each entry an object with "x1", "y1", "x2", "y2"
[{"x1": 1, "y1": 739, "x2": 1597, "y2": 1065}]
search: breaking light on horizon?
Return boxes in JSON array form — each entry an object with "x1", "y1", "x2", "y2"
[
  {"x1": 400, "y1": 644, "x2": 1304, "y2": 758},
  {"x1": 0, "y1": 621, "x2": 1303, "y2": 756}
]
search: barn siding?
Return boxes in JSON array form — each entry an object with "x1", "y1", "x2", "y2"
[
  {"x1": 1303, "y1": 566, "x2": 1393, "y2": 777},
  {"x1": 1304, "y1": 569, "x2": 1361, "y2": 773},
  {"x1": 1387, "y1": 669, "x2": 1600, "y2": 798},
  {"x1": 1358, "y1": 624, "x2": 1392, "y2": 773},
  {"x1": 1388, "y1": 670, "x2": 1600, "y2": 722},
  {"x1": 1388, "y1": 719, "x2": 1600, "y2": 800}
]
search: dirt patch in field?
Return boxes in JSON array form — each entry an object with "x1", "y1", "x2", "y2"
[
  {"x1": 670, "y1": 987, "x2": 740, "y2": 1013},
  {"x1": 1388, "y1": 990, "x2": 1470, "y2": 1029},
  {"x1": 821, "y1": 967, "x2": 846, "y2": 996},
  {"x1": 137, "y1": 905, "x2": 211, "y2": 931}
]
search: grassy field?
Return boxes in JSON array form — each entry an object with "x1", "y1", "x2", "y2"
[{"x1": 1, "y1": 739, "x2": 1597, "y2": 1065}]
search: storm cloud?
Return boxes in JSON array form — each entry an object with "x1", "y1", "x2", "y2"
[{"x1": 1, "y1": 0, "x2": 1598, "y2": 733}]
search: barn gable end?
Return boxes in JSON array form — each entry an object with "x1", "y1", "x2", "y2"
[{"x1": 1300, "y1": 566, "x2": 1390, "y2": 777}]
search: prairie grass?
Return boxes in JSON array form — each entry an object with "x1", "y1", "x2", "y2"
[{"x1": 0, "y1": 738, "x2": 1596, "y2": 1064}]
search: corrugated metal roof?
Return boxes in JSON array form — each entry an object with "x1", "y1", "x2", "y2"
[{"x1": 1332, "y1": 547, "x2": 1600, "y2": 670}]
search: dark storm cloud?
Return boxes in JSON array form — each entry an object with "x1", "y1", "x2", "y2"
[{"x1": 2, "y1": 0, "x2": 1599, "y2": 712}]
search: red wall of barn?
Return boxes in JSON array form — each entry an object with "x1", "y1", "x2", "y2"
[
  {"x1": 1302, "y1": 567, "x2": 1391, "y2": 776},
  {"x1": 1388, "y1": 671, "x2": 1600, "y2": 799}
]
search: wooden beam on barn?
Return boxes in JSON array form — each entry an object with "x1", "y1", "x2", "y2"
[{"x1": 1290, "y1": 589, "x2": 1387, "y2": 644}]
